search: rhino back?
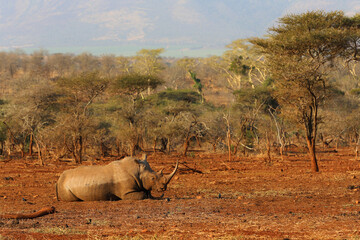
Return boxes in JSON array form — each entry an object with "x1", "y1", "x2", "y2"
[{"x1": 59, "y1": 165, "x2": 115, "y2": 201}]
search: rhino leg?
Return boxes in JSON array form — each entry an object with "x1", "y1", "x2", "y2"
[
  {"x1": 58, "y1": 187, "x2": 81, "y2": 201},
  {"x1": 122, "y1": 191, "x2": 148, "y2": 200}
]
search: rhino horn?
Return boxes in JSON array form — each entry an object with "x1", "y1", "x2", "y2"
[
  {"x1": 142, "y1": 153, "x2": 147, "y2": 162},
  {"x1": 165, "y1": 160, "x2": 179, "y2": 184}
]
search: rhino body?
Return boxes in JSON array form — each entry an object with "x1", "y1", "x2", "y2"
[{"x1": 56, "y1": 155, "x2": 178, "y2": 201}]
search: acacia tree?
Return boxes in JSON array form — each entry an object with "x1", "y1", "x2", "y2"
[
  {"x1": 73, "y1": 53, "x2": 100, "y2": 73},
  {"x1": 251, "y1": 11, "x2": 360, "y2": 172},
  {"x1": 48, "y1": 53, "x2": 75, "y2": 77},
  {"x1": 110, "y1": 74, "x2": 164, "y2": 156},
  {"x1": 0, "y1": 74, "x2": 63, "y2": 165},
  {"x1": 144, "y1": 89, "x2": 203, "y2": 155},
  {"x1": 232, "y1": 80, "x2": 278, "y2": 158},
  {"x1": 163, "y1": 57, "x2": 199, "y2": 90},
  {"x1": 200, "y1": 109, "x2": 227, "y2": 152},
  {"x1": 0, "y1": 51, "x2": 23, "y2": 78},
  {"x1": 27, "y1": 49, "x2": 50, "y2": 78},
  {"x1": 226, "y1": 39, "x2": 269, "y2": 87},
  {"x1": 205, "y1": 39, "x2": 267, "y2": 91},
  {"x1": 134, "y1": 48, "x2": 165, "y2": 76},
  {"x1": 55, "y1": 71, "x2": 109, "y2": 163}
]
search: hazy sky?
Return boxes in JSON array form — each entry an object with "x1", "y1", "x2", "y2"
[{"x1": 0, "y1": 0, "x2": 359, "y2": 57}]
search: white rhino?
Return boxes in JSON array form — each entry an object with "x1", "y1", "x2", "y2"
[{"x1": 56, "y1": 155, "x2": 178, "y2": 201}]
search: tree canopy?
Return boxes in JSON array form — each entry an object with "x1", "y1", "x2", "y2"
[{"x1": 251, "y1": 11, "x2": 360, "y2": 172}]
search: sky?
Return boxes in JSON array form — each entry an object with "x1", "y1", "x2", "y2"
[{"x1": 0, "y1": 0, "x2": 359, "y2": 57}]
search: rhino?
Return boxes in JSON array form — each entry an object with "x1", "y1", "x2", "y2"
[{"x1": 56, "y1": 155, "x2": 179, "y2": 201}]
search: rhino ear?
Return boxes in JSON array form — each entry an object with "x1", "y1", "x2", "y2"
[{"x1": 142, "y1": 153, "x2": 147, "y2": 162}]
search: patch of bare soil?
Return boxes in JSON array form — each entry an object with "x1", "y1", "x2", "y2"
[{"x1": 1, "y1": 149, "x2": 360, "y2": 239}]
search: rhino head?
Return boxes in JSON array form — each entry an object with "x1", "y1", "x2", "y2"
[{"x1": 140, "y1": 154, "x2": 179, "y2": 193}]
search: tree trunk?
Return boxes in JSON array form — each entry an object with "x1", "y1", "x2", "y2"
[
  {"x1": 356, "y1": 145, "x2": 358, "y2": 160},
  {"x1": 306, "y1": 137, "x2": 319, "y2": 172},
  {"x1": 100, "y1": 142, "x2": 109, "y2": 157},
  {"x1": 116, "y1": 138, "x2": 121, "y2": 157},
  {"x1": 70, "y1": 135, "x2": 82, "y2": 164},
  {"x1": 304, "y1": 102, "x2": 319, "y2": 172},
  {"x1": 268, "y1": 109, "x2": 284, "y2": 161},
  {"x1": 153, "y1": 137, "x2": 157, "y2": 153},
  {"x1": 212, "y1": 141, "x2": 217, "y2": 152},
  {"x1": 355, "y1": 134, "x2": 360, "y2": 160},
  {"x1": 195, "y1": 136, "x2": 201, "y2": 148},
  {"x1": 20, "y1": 142, "x2": 25, "y2": 159},
  {"x1": 183, "y1": 122, "x2": 196, "y2": 156},
  {"x1": 227, "y1": 128, "x2": 231, "y2": 161},
  {"x1": 78, "y1": 136, "x2": 83, "y2": 163},
  {"x1": 160, "y1": 138, "x2": 167, "y2": 152},
  {"x1": 36, "y1": 141, "x2": 43, "y2": 166},
  {"x1": 72, "y1": 140, "x2": 79, "y2": 164},
  {"x1": 167, "y1": 138, "x2": 171, "y2": 154},
  {"x1": 183, "y1": 138, "x2": 190, "y2": 157},
  {"x1": 279, "y1": 146, "x2": 284, "y2": 161},
  {"x1": 71, "y1": 149, "x2": 78, "y2": 164},
  {"x1": 266, "y1": 133, "x2": 271, "y2": 162},
  {"x1": 29, "y1": 133, "x2": 34, "y2": 155},
  {"x1": 232, "y1": 139, "x2": 240, "y2": 155}
]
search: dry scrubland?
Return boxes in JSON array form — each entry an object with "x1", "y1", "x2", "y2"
[{"x1": 1, "y1": 148, "x2": 360, "y2": 239}]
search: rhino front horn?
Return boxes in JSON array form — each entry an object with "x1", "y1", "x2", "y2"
[{"x1": 166, "y1": 160, "x2": 179, "y2": 184}]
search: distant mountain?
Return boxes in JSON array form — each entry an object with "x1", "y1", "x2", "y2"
[{"x1": 0, "y1": 0, "x2": 358, "y2": 57}]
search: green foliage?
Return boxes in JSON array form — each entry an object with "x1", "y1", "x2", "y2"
[
  {"x1": 233, "y1": 84, "x2": 277, "y2": 112},
  {"x1": 229, "y1": 56, "x2": 252, "y2": 75},
  {"x1": 153, "y1": 89, "x2": 202, "y2": 104},
  {"x1": 112, "y1": 74, "x2": 164, "y2": 96},
  {"x1": 134, "y1": 48, "x2": 165, "y2": 76},
  {"x1": 57, "y1": 71, "x2": 107, "y2": 92},
  {"x1": 136, "y1": 48, "x2": 165, "y2": 57},
  {"x1": 189, "y1": 71, "x2": 203, "y2": 93},
  {"x1": 145, "y1": 89, "x2": 203, "y2": 125},
  {"x1": 256, "y1": 11, "x2": 360, "y2": 62},
  {"x1": 56, "y1": 71, "x2": 109, "y2": 109},
  {"x1": 244, "y1": 128, "x2": 256, "y2": 147},
  {"x1": 96, "y1": 121, "x2": 112, "y2": 134},
  {"x1": 263, "y1": 77, "x2": 274, "y2": 87},
  {"x1": 0, "y1": 122, "x2": 6, "y2": 142},
  {"x1": 350, "y1": 88, "x2": 360, "y2": 96}
]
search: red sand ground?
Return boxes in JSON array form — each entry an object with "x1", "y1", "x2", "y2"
[{"x1": 1, "y1": 149, "x2": 360, "y2": 239}]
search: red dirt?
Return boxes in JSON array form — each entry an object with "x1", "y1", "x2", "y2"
[{"x1": 1, "y1": 149, "x2": 360, "y2": 239}]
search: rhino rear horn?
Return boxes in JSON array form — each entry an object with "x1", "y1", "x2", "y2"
[{"x1": 165, "y1": 160, "x2": 179, "y2": 184}]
